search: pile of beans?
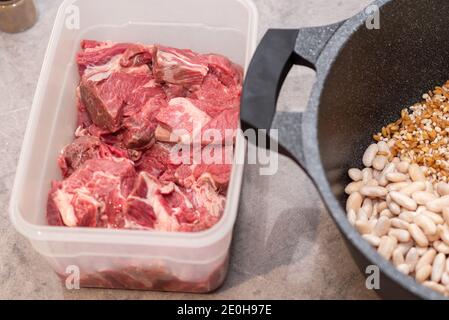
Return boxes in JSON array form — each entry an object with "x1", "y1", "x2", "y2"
[
  {"x1": 347, "y1": 141, "x2": 449, "y2": 296},
  {"x1": 346, "y1": 83, "x2": 449, "y2": 296}
]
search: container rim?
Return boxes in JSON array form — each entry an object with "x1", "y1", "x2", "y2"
[{"x1": 9, "y1": 0, "x2": 259, "y2": 248}]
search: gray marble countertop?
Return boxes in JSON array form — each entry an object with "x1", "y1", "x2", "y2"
[{"x1": 0, "y1": 0, "x2": 379, "y2": 299}]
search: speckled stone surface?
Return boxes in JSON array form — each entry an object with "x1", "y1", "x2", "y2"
[{"x1": 0, "y1": 0, "x2": 378, "y2": 299}]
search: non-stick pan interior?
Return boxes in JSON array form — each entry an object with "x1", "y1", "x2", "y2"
[{"x1": 318, "y1": 0, "x2": 449, "y2": 206}]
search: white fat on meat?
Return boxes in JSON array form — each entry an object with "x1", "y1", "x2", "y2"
[
  {"x1": 53, "y1": 189, "x2": 77, "y2": 227},
  {"x1": 163, "y1": 98, "x2": 211, "y2": 144},
  {"x1": 155, "y1": 49, "x2": 208, "y2": 84},
  {"x1": 84, "y1": 55, "x2": 123, "y2": 81},
  {"x1": 137, "y1": 173, "x2": 181, "y2": 231},
  {"x1": 128, "y1": 172, "x2": 204, "y2": 231},
  {"x1": 53, "y1": 187, "x2": 103, "y2": 227},
  {"x1": 192, "y1": 182, "x2": 225, "y2": 217},
  {"x1": 169, "y1": 97, "x2": 211, "y2": 126}
]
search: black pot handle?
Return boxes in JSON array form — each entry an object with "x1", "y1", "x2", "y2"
[{"x1": 241, "y1": 23, "x2": 343, "y2": 169}]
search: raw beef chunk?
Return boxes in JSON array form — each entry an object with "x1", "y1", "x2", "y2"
[
  {"x1": 47, "y1": 159, "x2": 136, "y2": 228},
  {"x1": 188, "y1": 74, "x2": 241, "y2": 118},
  {"x1": 135, "y1": 142, "x2": 179, "y2": 179},
  {"x1": 120, "y1": 98, "x2": 164, "y2": 150},
  {"x1": 153, "y1": 46, "x2": 209, "y2": 88},
  {"x1": 204, "y1": 54, "x2": 243, "y2": 87},
  {"x1": 80, "y1": 71, "x2": 158, "y2": 132},
  {"x1": 77, "y1": 41, "x2": 154, "y2": 75},
  {"x1": 58, "y1": 136, "x2": 128, "y2": 177},
  {"x1": 48, "y1": 41, "x2": 242, "y2": 233},
  {"x1": 201, "y1": 108, "x2": 240, "y2": 145},
  {"x1": 126, "y1": 172, "x2": 226, "y2": 232},
  {"x1": 155, "y1": 98, "x2": 211, "y2": 143}
]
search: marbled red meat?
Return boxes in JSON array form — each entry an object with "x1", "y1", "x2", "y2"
[
  {"x1": 57, "y1": 135, "x2": 128, "y2": 177},
  {"x1": 47, "y1": 159, "x2": 136, "y2": 228},
  {"x1": 48, "y1": 41, "x2": 242, "y2": 232},
  {"x1": 153, "y1": 46, "x2": 209, "y2": 88}
]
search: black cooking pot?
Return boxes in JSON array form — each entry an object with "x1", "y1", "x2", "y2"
[{"x1": 241, "y1": 0, "x2": 449, "y2": 300}]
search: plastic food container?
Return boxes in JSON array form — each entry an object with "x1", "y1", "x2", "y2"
[{"x1": 9, "y1": 0, "x2": 258, "y2": 292}]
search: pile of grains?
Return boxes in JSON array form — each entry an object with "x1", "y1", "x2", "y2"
[
  {"x1": 373, "y1": 81, "x2": 449, "y2": 183},
  {"x1": 346, "y1": 81, "x2": 449, "y2": 296}
]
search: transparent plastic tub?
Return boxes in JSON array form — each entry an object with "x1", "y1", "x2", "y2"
[{"x1": 9, "y1": 0, "x2": 258, "y2": 292}]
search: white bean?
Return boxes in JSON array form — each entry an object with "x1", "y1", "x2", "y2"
[
  {"x1": 438, "y1": 224, "x2": 449, "y2": 246},
  {"x1": 396, "y1": 241, "x2": 413, "y2": 256},
  {"x1": 427, "y1": 233, "x2": 441, "y2": 242},
  {"x1": 432, "y1": 253, "x2": 446, "y2": 283},
  {"x1": 360, "y1": 186, "x2": 388, "y2": 198},
  {"x1": 378, "y1": 236, "x2": 398, "y2": 260},
  {"x1": 368, "y1": 218, "x2": 378, "y2": 230},
  {"x1": 409, "y1": 164, "x2": 426, "y2": 182},
  {"x1": 347, "y1": 209, "x2": 357, "y2": 226},
  {"x1": 391, "y1": 218, "x2": 410, "y2": 230},
  {"x1": 373, "y1": 156, "x2": 388, "y2": 171},
  {"x1": 441, "y1": 272, "x2": 449, "y2": 286},
  {"x1": 378, "y1": 141, "x2": 390, "y2": 154},
  {"x1": 388, "y1": 202, "x2": 401, "y2": 215},
  {"x1": 405, "y1": 248, "x2": 419, "y2": 272},
  {"x1": 373, "y1": 216, "x2": 391, "y2": 237},
  {"x1": 425, "y1": 181, "x2": 434, "y2": 193},
  {"x1": 416, "y1": 249, "x2": 437, "y2": 271},
  {"x1": 386, "y1": 172, "x2": 408, "y2": 183},
  {"x1": 416, "y1": 206, "x2": 427, "y2": 215},
  {"x1": 377, "y1": 201, "x2": 387, "y2": 212},
  {"x1": 414, "y1": 214, "x2": 437, "y2": 235},
  {"x1": 437, "y1": 182, "x2": 449, "y2": 196},
  {"x1": 388, "y1": 228, "x2": 411, "y2": 243},
  {"x1": 357, "y1": 208, "x2": 369, "y2": 222},
  {"x1": 345, "y1": 181, "x2": 364, "y2": 194},
  {"x1": 412, "y1": 191, "x2": 438, "y2": 205},
  {"x1": 433, "y1": 241, "x2": 449, "y2": 254},
  {"x1": 346, "y1": 192, "x2": 363, "y2": 214},
  {"x1": 380, "y1": 209, "x2": 393, "y2": 218},
  {"x1": 400, "y1": 181, "x2": 426, "y2": 196},
  {"x1": 362, "y1": 234, "x2": 381, "y2": 247},
  {"x1": 363, "y1": 144, "x2": 378, "y2": 167},
  {"x1": 399, "y1": 212, "x2": 414, "y2": 223},
  {"x1": 423, "y1": 211, "x2": 444, "y2": 225},
  {"x1": 371, "y1": 203, "x2": 379, "y2": 219},
  {"x1": 362, "y1": 168, "x2": 373, "y2": 184},
  {"x1": 416, "y1": 265, "x2": 432, "y2": 283},
  {"x1": 379, "y1": 163, "x2": 396, "y2": 186},
  {"x1": 390, "y1": 191, "x2": 418, "y2": 211},
  {"x1": 396, "y1": 161, "x2": 409, "y2": 174},
  {"x1": 355, "y1": 220, "x2": 372, "y2": 235},
  {"x1": 426, "y1": 195, "x2": 449, "y2": 213},
  {"x1": 408, "y1": 224, "x2": 429, "y2": 247},
  {"x1": 392, "y1": 248, "x2": 405, "y2": 266},
  {"x1": 362, "y1": 198, "x2": 373, "y2": 217},
  {"x1": 397, "y1": 264, "x2": 411, "y2": 275},
  {"x1": 386, "y1": 194, "x2": 401, "y2": 215},
  {"x1": 348, "y1": 168, "x2": 363, "y2": 182},
  {"x1": 416, "y1": 246, "x2": 430, "y2": 256},
  {"x1": 442, "y1": 208, "x2": 449, "y2": 225},
  {"x1": 387, "y1": 182, "x2": 410, "y2": 192}
]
